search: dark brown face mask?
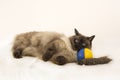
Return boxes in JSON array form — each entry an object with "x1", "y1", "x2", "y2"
[{"x1": 70, "y1": 28, "x2": 95, "y2": 51}]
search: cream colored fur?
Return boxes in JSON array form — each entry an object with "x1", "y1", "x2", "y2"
[{"x1": 12, "y1": 31, "x2": 77, "y2": 64}]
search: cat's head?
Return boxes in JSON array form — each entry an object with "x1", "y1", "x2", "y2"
[{"x1": 69, "y1": 28, "x2": 95, "y2": 51}]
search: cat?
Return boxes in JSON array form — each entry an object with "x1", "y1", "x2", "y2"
[{"x1": 12, "y1": 28, "x2": 112, "y2": 65}]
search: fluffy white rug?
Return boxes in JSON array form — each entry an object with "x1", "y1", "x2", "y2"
[{"x1": 0, "y1": 34, "x2": 120, "y2": 80}]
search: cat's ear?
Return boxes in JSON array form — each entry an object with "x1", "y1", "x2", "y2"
[
  {"x1": 88, "y1": 35, "x2": 95, "y2": 42},
  {"x1": 74, "y1": 28, "x2": 80, "y2": 35}
]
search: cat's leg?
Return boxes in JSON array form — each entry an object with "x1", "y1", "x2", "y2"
[
  {"x1": 44, "y1": 49, "x2": 69, "y2": 65},
  {"x1": 12, "y1": 37, "x2": 30, "y2": 58},
  {"x1": 13, "y1": 46, "x2": 40, "y2": 59},
  {"x1": 12, "y1": 44, "x2": 26, "y2": 58},
  {"x1": 22, "y1": 47, "x2": 40, "y2": 58},
  {"x1": 42, "y1": 39, "x2": 73, "y2": 65},
  {"x1": 42, "y1": 39, "x2": 68, "y2": 63},
  {"x1": 78, "y1": 56, "x2": 112, "y2": 65},
  {"x1": 42, "y1": 42, "x2": 57, "y2": 61}
]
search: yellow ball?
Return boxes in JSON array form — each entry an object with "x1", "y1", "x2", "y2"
[{"x1": 84, "y1": 48, "x2": 93, "y2": 59}]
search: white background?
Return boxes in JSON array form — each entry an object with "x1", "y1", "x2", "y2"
[
  {"x1": 0, "y1": 0, "x2": 120, "y2": 80},
  {"x1": 0, "y1": 0, "x2": 120, "y2": 38}
]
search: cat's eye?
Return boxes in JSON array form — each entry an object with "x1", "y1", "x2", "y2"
[{"x1": 74, "y1": 39, "x2": 79, "y2": 43}]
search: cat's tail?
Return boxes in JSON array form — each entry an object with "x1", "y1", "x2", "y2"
[{"x1": 78, "y1": 56, "x2": 112, "y2": 65}]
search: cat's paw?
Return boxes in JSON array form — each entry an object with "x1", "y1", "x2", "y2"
[
  {"x1": 13, "y1": 49, "x2": 23, "y2": 58},
  {"x1": 78, "y1": 60, "x2": 84, "y2": 65},
  {"x1": 42, "y1": 53, "x2": 53, "y2": 61},
  {"x1": 56, "y1": 56, "x2": 67, "y2": 65},
  {"x1": 42, "y1": 48, "x2": 56, "y2": 61}
]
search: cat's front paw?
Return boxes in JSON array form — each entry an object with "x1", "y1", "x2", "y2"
[
  {"x1": 42, "y1": 47, "x2": 56, "y2": 61},
  {"x1": 78, "y1": 60, "x2": 84, "y2": 65},
  {"x1": 56, "y1": 56, "x2": 67, "y2": 65},
  {"x1": 42, "y1": 53, "x2": 53, "y2": 61},
  {"x1": 13, "y1": 49, "x2": 23, "y2": 58}
]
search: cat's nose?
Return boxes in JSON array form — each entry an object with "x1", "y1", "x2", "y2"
[{"x1": 80, "y1": 39, "x2": 84, "y2": 43}]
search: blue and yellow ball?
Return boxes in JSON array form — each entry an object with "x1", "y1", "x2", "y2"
[{"x1": 77, "y1": 48, "x2": 93, "y2": 61}]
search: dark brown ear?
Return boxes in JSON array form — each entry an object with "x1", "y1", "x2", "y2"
[
  {"x1": 74, "y1": 28, "x2": 80, "y2": 35},
  {"x1": 88, "y1": 35, "x2": 95, "y2": 41}
]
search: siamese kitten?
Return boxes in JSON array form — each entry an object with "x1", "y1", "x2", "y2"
[{"x1": 12, "y1": 29, "x2": 111, "y2": 65}]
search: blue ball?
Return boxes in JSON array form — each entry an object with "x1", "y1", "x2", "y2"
[{"x1": 77, "y1": 48, "x2": 84, "y2": 61}]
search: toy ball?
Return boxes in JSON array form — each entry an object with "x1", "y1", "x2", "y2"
[{"x1": 77, "y1": 48, "x2": 93, "y2": 61}]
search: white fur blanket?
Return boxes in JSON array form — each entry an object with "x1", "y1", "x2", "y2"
[{"x1": 0, "y1": 35, "x2": 120, "y2": 80}]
